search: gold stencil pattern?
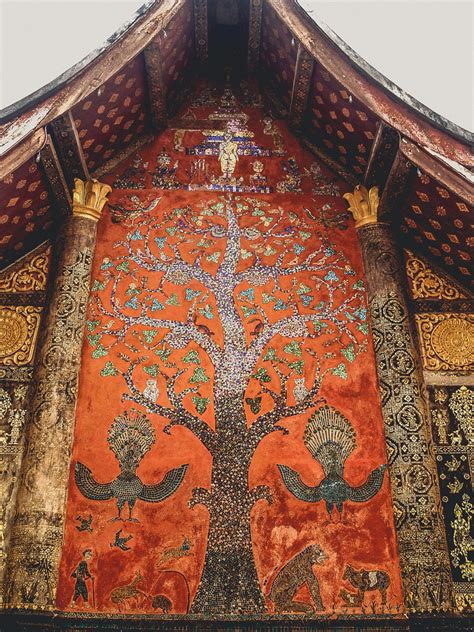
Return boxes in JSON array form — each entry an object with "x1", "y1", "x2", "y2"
[
  {"x1": 0, "y1": 244, "x2": 50, "y2": 293},
  {"x1": 416, "y1": 313, "x2": 474, "y2": 372},
  {"x1": 405, "y1": 250, "x2": 466, "y2": 300},
  {"x1": 0, "y1": 306, "x2": 41, "y2": 365}
]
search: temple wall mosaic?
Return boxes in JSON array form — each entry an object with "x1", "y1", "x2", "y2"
[
  {"x1": 52, "y1": 81, "x2": 404, "y2": 619},
  {"x1": 0, "y1": 243, "x2": 51, "y2": 605}
]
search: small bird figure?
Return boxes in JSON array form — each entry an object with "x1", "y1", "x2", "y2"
[
  {"x1": 279, "y1": 406, "x2": 386, "y2": 522},
  {"x1": 110, "y1": 528, "x2": 133, "y2": 551},
  {"x1": 143, "y1": 379, "x2": 159, "y2": 403},
  {"x1": 75, "y1": 410, "x2": 188, "y2": 522},
  {"x1": 75, "y1": 514, "x2": 93, "y2": 533}
]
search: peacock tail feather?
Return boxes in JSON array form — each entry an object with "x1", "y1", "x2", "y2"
[
  {"x1": 303, "y1": 406, "x2": 356, "y2": 475},
  {"x1": 107, "y1": 409, "x2": 155, "y2": 471}
]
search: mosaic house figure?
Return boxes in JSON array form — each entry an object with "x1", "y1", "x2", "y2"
[{"x1": 0, "y1": 0, "x2": 472, "y2": 630}]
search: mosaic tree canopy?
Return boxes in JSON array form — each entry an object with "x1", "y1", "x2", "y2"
[{"x1": 57, "y1": 84, "x2": 402, "y2": 616}]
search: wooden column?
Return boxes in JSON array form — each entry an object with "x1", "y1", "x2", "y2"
[
  {"x1": 4, "y1": 179, "x2": 111, "y2": 610},
  {"x1": 288, "y1": 43, "x2": 314, "y2": 130},
  {"x1": 344, "y1": 186, "x2": 454, "y2": 612}
]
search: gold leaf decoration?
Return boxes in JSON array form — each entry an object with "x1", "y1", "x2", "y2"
[
  {"x1": 415, "y1": 314, "x2": 474, "y2": 372},
  {"x1": 0, "y1": 243, "x2": 51, "y2": 293},
  {"x1": 0, "y1": 306, "x2": 42, "y2": 366},
  {"x1": 405, "y1": 250, "x2": 466, "y2": 300},
  {"x1": 449, "y1": 386, "x2": 474, "y2": 444}
]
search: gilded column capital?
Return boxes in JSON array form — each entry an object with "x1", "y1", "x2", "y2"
[
  {"x1": 72, "y1": 178, "x2": 112, "y2": 222},
  {"x1": 343, "y1": 184, "x2": 379, "y2": 228}
]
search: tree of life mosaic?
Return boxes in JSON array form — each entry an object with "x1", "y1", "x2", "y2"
[{"x1": 57, "y1": 81, "x2": 402, "y2": 618}]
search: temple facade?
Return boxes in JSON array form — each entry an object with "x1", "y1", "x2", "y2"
[{"x1": 0, "y1": 1, "x2": 472, "y2": 630}]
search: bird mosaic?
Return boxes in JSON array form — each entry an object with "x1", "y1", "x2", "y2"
[
  {"x1": 278, "y1": 406, "x2": 387, "y2": 520},
  {"x1": 74, "y1": 410, "x2": 188, "y2": 521}
]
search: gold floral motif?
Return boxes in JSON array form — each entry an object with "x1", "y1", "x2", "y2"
[
  {"x1": 405, "y1": 250, "x2": 466, "y2": 300},
  {"x1": 343, "y1": 185, "x2": 379, "y2": 228},
  {"x1": 449, "y1": 386, "x2": 474, "y2": 444},
  {"x1": 0, "y1": 243, "x2": 50, "y2": 293},
  {"x1": 416, "y1": 314, "x2": 474, "y2": 372},
  {"x1": 0, "y1": 306, "x2": 42, "y2": 366}
]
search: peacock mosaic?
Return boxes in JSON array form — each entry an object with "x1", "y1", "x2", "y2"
[{"x1": 57, "y1": 80, "x2": 403, "y2": 617}]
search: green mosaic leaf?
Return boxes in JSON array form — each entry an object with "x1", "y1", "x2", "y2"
[
  {"x1": 358, "y1": 322, "x2": 369, "y2": 335},
  {"x1": 166, "y1": 226, "x2": 177, "y2": 236},
  {"x1": 92, "y1": 279, "x2": 105, "y2": 292},
  {"x1": 192, "y1": 395, "x2": 210, "y2": 415},
  {"x1": 92, "y1": 344, "x2": 108, "y2": 359},
  {"x1": 254, "y1": 367, "x2": 271, "y2": 384},
  {"x1": 116, "y1": 260, "x2": 129, "y2": 273},
  {"x1": 183, "y1": 350, "x2": 200, "y2": 365},
  {"x1": 284, "y1": 341, "x2": 302, "y2": 357},
  {"x1": 252, "y1": 208, "x2": 264, "y2": 216},
  {"x1": 86, "y1": 320, "x2": 99, "y2": 332},
  {"x1": 263, "y1": 347, "x2": 278, "y2": 361},
  {"x1": 166, "y1": 293, "x2": 180, "y2": 306},
  {"x1": 262, "y1": 292, "x2": 275, "y2": 303},
  {"x1": 207, "y1": 252, "x2": 220, "y2": 263},
  {"x1": 341, "y1": 343, "x2": 356, "y2": 363},
  {"x1": 156, "y1": 347, "x2": 171, "y2": 361},
  {"x1": 288, "y1": 360, "x2": 304, "y2": 375},
  {"x1": 353, "y1": 280, "x2": 364, "y2": 290},
  {"x1": 189, "y1": 367, "x2": 209, "y2": 384},
  {"x1": 87, "y1": 333, "x2": 102, "y2": 347},
  {"x1": 144, "y1": 364, "x2": 159, "y2": 378},
  {"x1": 299, "y1": 231, "x2": 311, "y2": 241},
  {"x1": 333, "y1": 363, "x2": 347, "y2": 379},
  {"x1": 297, "y1": 283, "x2": 311, "y2": 295},
  {"x1": 101, "y1": 361, "x2": 117, "y2": 377},
  {"x1": 143, "y1": 330, "x2": 158, "y2": 344},
  {"x1": 245, "y1": 396, "x2": 262, "y2": 414},
  {"x1": 242, "y1": 305, "x2": 257, "y2": 319}
]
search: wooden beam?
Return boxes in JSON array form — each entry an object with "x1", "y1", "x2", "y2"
[
  {"x1": 248, "y1": 0, "x2": 263, "y2": 74},
  {"x1": 364, "y1": 122, "x2": 399, "y2": 191},
  {"x1": 288, "y1": 43, "x2": 314, "y2": 130},
  {"x1": 39, "y1": 135, "x2": 72, "y2": 219},
  {"x1": 49, "y1": 110, "x2": 89, "y2": 191},
  {"x1": 193, "y1": 0, "x2": 208, "y2": 64},
  {"x1": 143, "y1": 39, "x2": 167, "y2": 132},
  {"x1": 378, "y1": 148, "x2": 415, "y2": 222},
  {"x1": 0, "y1": 128, "x2": 47, "y2": 180},
  {"x1": 400, "y1": 137, "x2": 473, "y2": 205},
  {"x1": 0, "y1": 0, "x2": 186, "y2": 156}
]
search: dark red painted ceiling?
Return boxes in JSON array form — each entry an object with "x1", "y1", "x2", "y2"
[
  {"x1": 399, "y1": 167, "x2": 473, "y2": 289},
  {"x1": 0, "y1": 157, "x2": 53, "y2": 269},
  {"x1": 72, "y1": 54, "x2": 151, "y2": 173},
  {"x1": 260, "y1": 1, "x2": 298, "y2": 114}
]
